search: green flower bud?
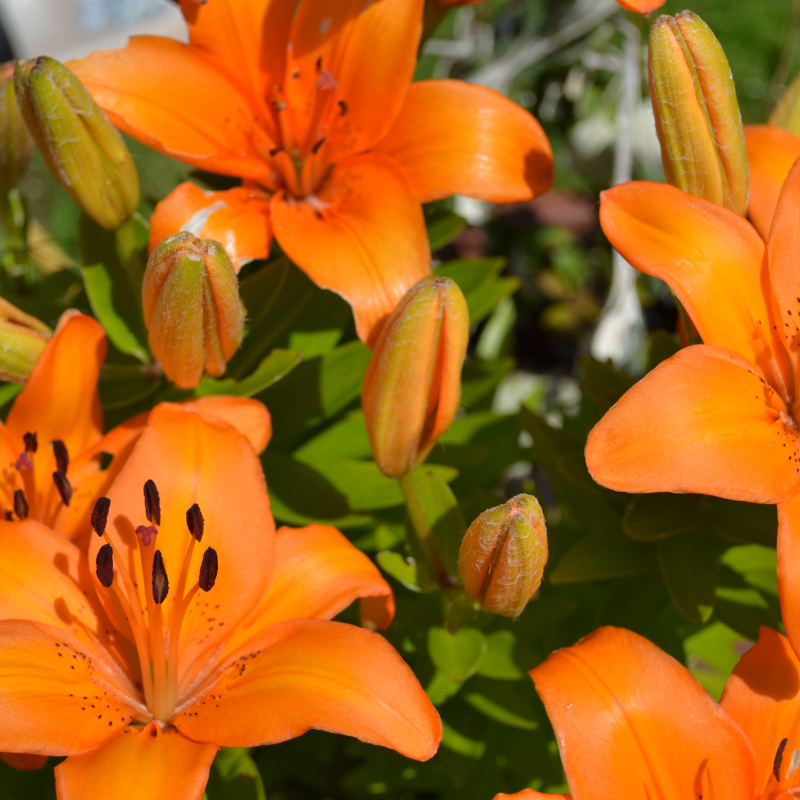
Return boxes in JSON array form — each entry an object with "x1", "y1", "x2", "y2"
[
  {"x1": 648, "y1": 11, "x2": 748, "y2": 214},
  {"x1": 0, "y1": 297, "x2": 51, "y2": 383},
  {"x1": 770, "y1": 72, "x2": 800, "y2": 136},
  {"x1": 13, "y1": 56, "x2": 139, "y2": 229},
  {"x1": 458, "y1": 494, "x2": 547, "y2": 618},
  {"x1": 0, "y1": 63, "x2": 33, "y2": 193},
  {"x1": 143, "y1": 232, "x2": 245, "y2": 389}
]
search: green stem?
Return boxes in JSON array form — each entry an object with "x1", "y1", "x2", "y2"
[
  {"x1": 0, "y1": 189, "x2": 28, "y2": 287},
  {"x1": 399, "y1": 471, "x2": 448, "y2": 588}
]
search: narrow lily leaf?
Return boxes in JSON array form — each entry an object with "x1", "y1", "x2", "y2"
[
  {"x1": 0, "y1": 382, "x2": 22, "y2": 409},
  {"x1": 427, "y1": 210, "x2": 467, "y2": 252},
  {"x1": 194, "y1": 349, "x2": 302, "y2": 398},
  {"x1": 207, "y1": 748, "x2": 266, "y2": 800},
  {"x1": 549, "y1": 531, "x2": 656, "y2": 584},
  {"x1": 376, "y1": 550, "x2": 429, "y2": 593},
  {"x1": 624, "y1": 494, "x2": 704, "y2": 541},
  {"x1": 428, "y1": 626, "x2": 487, "y2": 682}
]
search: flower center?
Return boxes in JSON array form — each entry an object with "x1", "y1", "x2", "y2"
[{"x1": 91, "y1": 485, "x2": 219, "y2": 722}]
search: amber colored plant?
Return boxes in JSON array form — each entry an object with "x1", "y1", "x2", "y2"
[
  {"x1": 614, "y1": 0, "x2": 665, "y2": 13},
  {"x1": 586, "y1": 160, "x2": 800, "y2": 654},
  {"x1": 68, "y1": 0, "x2": 553, "y2": 345},
  {"x1": 492, "y1": 625, "x2": 800, "y2": 800},
  {"x1": 0, "y1": 403, "x2": 441, "y2": 798}
]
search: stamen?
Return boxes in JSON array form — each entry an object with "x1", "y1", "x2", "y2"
[
  {"x1": 136, "y1": 525, "x2": 158, "y2": 547},
  {"x1": 152, "y1": 550, "x2": 169, "y2": 604},
  {"x1": 186, "y1": 503, "x2": 204, "y2": 541},
  {"x1": 15, "y1": 452, "x2": 33, "y2": 471},
  {"x1": 23, "y1": 432, "x2": 37, "y2": 453},
  {"x1": 311, "y1": 137, "x2": 327, "y2": 154},
  {"x1": 144, "y1": 479, "x2": 161, "y2": 525},
  {"x1": 775, "y1": 738, "x2": 789, "y2": 781},
  {"x1": 91, "y1": 497, "x2": 111, "y2": 536},
  {"x1": 52, "y1": 471, "x2": 72, "y2": 506},
  {"x1": 290, "y1": 68, "x2": 301, "y2": 80},
  {"x1": 315, "y1": 70, "x2": 338, "y2": 92},
  {"x1": 269, "y1": 146, "x2": 285, "y2": 157},
  {"x1": 4, "y1": 510, "x2": 12, "y2": 521},
  {"x1": 199, "y1": 547, "x2": 218, "y2": 592},
  {"x1": 338, "y1": 100, "x2": 348, "y2": 116},
  {"x1": 315, "y1": 56, "x2": 322, "y2": 73},
  {"x1": 96, "y1": 543, "x2": 114, "y2": 587},
  {"x1": 13, "y1": 489, "x2": 28, "y2": 519},
  {"x1": 787, "y1": 748, "x2": 800, "y2": 780},
  {"x1": 52, "y1": 440, "x2": 69, "y2": 474}
]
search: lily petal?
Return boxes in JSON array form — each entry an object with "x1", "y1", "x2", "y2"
[
  {"x1": 149, "y1": 183, "x2": 272, "y2": 270},
  {"x1": 720, "y1": 626, "x2": 800, "y2": 795},
  {"x1": 614, "y1": 0, "x2": 665, "y2": 12},
  {"x1": 183, "y1": 396, "x2": 272, "y2": 454},
  {"x1": 585, "y1": 344, "x2": 800, "y2": 503},
  {"x1": 375, "y1": 80, "x2": 553, "y2": 203},
  {"x1": 494, "y1": 792, "x2": 569, "y2": 800},
  {"x1": 599, "y1": 181, "x2": 788, "y2": 386},
  {"x1": 271, "y1": 153, "x2": 430, "y2": 346},
  {"x1": 746, "y1": 124, "x2": 800, "y2": 239},
  {"x1": 173, "y1": 619, "x2": 441, "y2": 760},
  {"x1": 285, "y1": 0, "x2": 423, "y2": 159},
  {"x1": 68, "y1": 37, "x2": 273, "y2": 183},
  {"x1": 89, "y1": 403, "x2": 275, "y2": 682},
  {"x1": 0, "y1": 620, "x2": 140, "y2": 757},
  {"x1": 225, "y1": 524, "x2": 394, "y2": 656},
  {"x1": 531, "y1": 626, "x2": 756, "y2": 799},
  {"x1": 778, "y1": 494, "x2": 800, "y2": 660},
  {"x1": 55, "y1": 722, "x2": 217, "y2": 800},
  {"x1": 0, "y1": 753, "x2": 48, "y2": 770}
]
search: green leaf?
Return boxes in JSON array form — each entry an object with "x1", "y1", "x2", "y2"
[
  {"x1": 623, "y1": 494, "x2": 704, "y2": 541},
  {"x1": 658, "y1": 534, "x2": 724, "y2": 624},
  {"x1": 684, "y1": 621, "x2": 743, "y2": 701},
  {"x1": 463, "y1": 680, "x2": 539, "y2": 730},
  {"x1": 99, "y1": 364, "x2": 160, "y2": 409},
  {"x1": 426, "y1": 670, "x2": 463, "y2": 705},
  {"x1": 294, "y1": 410, "x2": 373, "y2": 464},
  {"x1": 428, "y1": 626, "x2": 488, "y2": 682},
  {"x1": 427, "y1": 210, "x2": 467, "y2": 251},
  {"x1": 194, "y1": 349, "x2": 302, "y2": 397},
  {"x1": 376, "y1": 550, "x2": 429, "y2": 592},
  {"x1": 549, "y1": 531, "x2": 656, "y2": 584},
  {"x1": 440, "y1": 720, "x2": 486, "y2": 759},
  {"x1": 476, "y1": 631, "x2": 527, "y2": 680},
  {"x1": 0, "y1": 382, "x2": 22, "y2": 410},
  {"x1": 647, "y1": 329, "x2": 681, "y2": 369},
  {"x1": 460, "y1": 356, "x2": 515, "y2": 407},
  {"x1": 579, "y1": 356, "x2": 636, "y2": 415},
  {"x1": 206, "y1": 748, "x2": 266, "y2": 800},
  {"x1": 435, "y1": 257, "x2": 518, "y2": 325}
]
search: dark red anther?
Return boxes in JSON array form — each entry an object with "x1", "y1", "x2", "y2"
[
  {"x1": 311, "y1": 137, "x2": 327, "y2": 154},
  {"x1": 144, "y1": 479, "x2": 161, "y2": 525},
  {"x1": 52, "y1": 440, "x2": 69, "y2": 474},
  {"x1": 186, "y1": 503, "x2": 204, "y2": 542},
  {"x1": 23, "y1": 432, "x2": 37, "y2": 453},
  {"x1": 13, "y1": 489, "x2": 28, "y2": 520},
  {"x1": 338, "y1": 100, "x2": 348, "y2": 116},
  {"x1": 152, "y1": 550, "x2": 169, "y2": 604},
  {"x1": 52, "y1": 471, "x2": 72, "y2": 506},
  {"x1": 775, "y1": 737, "x2": 788, "y2": 781},
  {"x1": 269, "y1": 146, "x2": 285, "y2": 157},
  {"x1": 96, "y1": 543, "x2": 114, "y2": 587},
  {"x1": 91, "y1": 497, "x2": 111, "y2": 536},
  {"x1": 4, "y1": 510, "x2": 12, "y2": 521},
  {"x1": 315, "y1": 55, "x2": 322, "y2": 73},
  {"x1": 199, "y1": 547, "x2": 218, "y2": 592},
  {"x1": 135, "y1": 525, "x2": 158, "y2": 547}
]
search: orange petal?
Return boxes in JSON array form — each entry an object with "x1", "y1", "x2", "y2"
[
  {"x1": 89, "y1": 403, "x2": 275, "y2": 683},
  {"x1": 585, "y1": 344, "x2": 800, "y2": 503},
  {"x1": 615, "y1": 0, "x2": 665, "y2": 11},
  {"x1": 68, "y1": 37, "x2": 272, "y2": 183},
  {"x1": 224, "y1": 525, "x2": 394, "y2": 656},
  {"x1": 0, "y1": 620, "x2": 140, "y2": 757},
  {"x1": 7, "y1": 311, "x2": 105, "y2": 461},
  {"x1": 55, "y1": 722, "x2": 217, "y2": 800},
  {"x1": 149, "y1": 183, "x2": 272, "y2": 270},
  {"x1": 0, "y1": 753, "x2": 48, "y2": 770},
  {"x1": 285, "y1": 0, "x2": 423, "y2": 160},
  {"x1": 494, "y1": 792, "x2": 569, "y2": 800},
  {"x1": 374, "y1": 80, "x2": 553, "y2": 203},
  {"x1": 720, "y1": 626, "x2": 800, "y2": 796},
  {"x1": 173, "y1": 619, "x2": 441, "y2": 759},
  {"x1": 599, "y1": 181, "x2": 789, "y2": 387},
  {"x1": 778, "y1": 494, "x2": 800, "y2": 660},
  {"x1": 183, "y1": 396, "x2": 272, "y2": 454},
  {"x1": 271, "y1": 154, "x2": 430, "y2": 345},
  {"x1": 746, "y1": 125, "x2": 800, "y2": 239},
  {"x1": 180, "y1": 0, "x2": 295, "y2": 125},
  {"x1": 531, "y1": 626, "x2": 756, "y2": 799}
]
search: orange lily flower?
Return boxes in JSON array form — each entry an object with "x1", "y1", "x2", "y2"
[
  {"x1": 0, "y1": 402, "x2": 440, "y2": 798},
  {"x1": 492, "y1": 625, "x2": 800, "y2": 800},
  {"x1": 745, "y1": 125, "x2": 800, "y2": 239},
  {"x1": 0, "y1": 310, "x2": 271, "y2": 544},
  {"x1": 586, "y1": 161, "x2": 800, "y2": 649},
  {"x1": 614, "y1": 0, "x2": 665, "y2": 13},
  {"x1": 67, "y1": 0, "x2": 553, "y2": 345}
]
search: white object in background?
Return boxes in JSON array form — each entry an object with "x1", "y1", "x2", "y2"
[{"x1": 0, "y1": 0, "x2": 186, "y2": 62}]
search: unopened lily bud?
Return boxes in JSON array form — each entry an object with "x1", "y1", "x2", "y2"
[
  {"x1": 770, "y1": 72, "x2": 800, "y2": 136},
  {"x1": 648, "y1": 11, "x2": 748, "y2": 215},
  {"x1": 143, "y1": 233, "x2": 245, "y2": 389},
  {"x1": 0, "y1": 63, "x2": 33, "y2": 193},
  {"x1": 0, "y1": 297, "x2": 51, "y2": 383},
  {"x1": 362, "y1": 276, "x2": 469, "y2": 478},
  {"x1": 13, "y1": 56, "x2": 139, "y2": 229},
  {"x1": 458, "y1": 494, "x2": 547, "y2": 618}
]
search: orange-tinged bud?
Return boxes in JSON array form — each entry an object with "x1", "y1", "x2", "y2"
[
  {"x1": 458, "y1": 494, "x2": 547, "y2": 618},
  {"x1": 13, "y1": 56, "x2": 139, "y2": 229},
  {"x1": 770, "y1": 72, "x2": 800, "y2": 137},
  {"x1": 363, "y1": 276, "x2": 468, "y2": 479},
  {"x1": 0, "y1": 297, "x2": 51, "y2": 383},
  {"x1": 0, "y1": 63, "x2": 33, "y2": 193},
  {"x1": 143, "y1": 232, "x2": 245, "y2": 389},
  {"x1": 648, "y1": 11, "x2": 748, "y2": 215}
]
